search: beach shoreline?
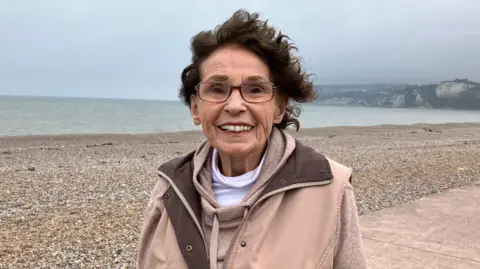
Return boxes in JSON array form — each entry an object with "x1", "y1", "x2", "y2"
[
  {"x1": 1, "y1": 122, "x2": 480, "y2": 268},
  {"x1": 2, "y1": 121, "x2": 479, "y2": 139}
]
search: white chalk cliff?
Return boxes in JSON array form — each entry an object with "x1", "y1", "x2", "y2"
[
  {"x1": 315, "y1": 79, "x2": 480, "y2": 109},
  {"x1": 436, "y1": 80, "x2": 480, "y2": 100}
]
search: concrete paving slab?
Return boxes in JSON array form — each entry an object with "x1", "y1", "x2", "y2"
[
  {"x1": 360, "y1": 181, "x2": 480, "y2": 268},
  {"x1": 364, "y1": 238, "x2": 480, "y2": 269}
]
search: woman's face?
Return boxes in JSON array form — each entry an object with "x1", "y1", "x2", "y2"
[{"x1": 190, "y1": 45, "x2": 288, "y2": 158}]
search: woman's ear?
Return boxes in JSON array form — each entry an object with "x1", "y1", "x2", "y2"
[
  {"x1": 190, "y1": 95, "x2": 201, "y2": 125},
  {"x1": 273, "y1": 96, "x2": 288, "y2": 124}
]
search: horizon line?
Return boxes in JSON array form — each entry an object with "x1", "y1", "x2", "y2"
[{"x1": 0, "y1": 94, "x2": 181, "y2": 102}]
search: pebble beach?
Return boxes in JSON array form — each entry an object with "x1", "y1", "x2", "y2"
[{"x1": 1, "y1": 122, "x2": 480, "y2": 268}]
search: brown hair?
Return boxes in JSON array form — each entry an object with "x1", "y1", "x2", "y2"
[{"x1": 178, "y1": 9, "x2": 316, "y2": 131}]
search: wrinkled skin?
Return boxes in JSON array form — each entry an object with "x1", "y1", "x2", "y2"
[{"x1": 190, "y1": 44, "x2": 288, "y2": 176}]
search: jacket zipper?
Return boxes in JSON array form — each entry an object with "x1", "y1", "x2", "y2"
[{"x1": 222, "y1": 180, "x2": 333, "y2": 268}]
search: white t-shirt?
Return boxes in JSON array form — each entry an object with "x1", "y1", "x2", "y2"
[{"x1": 211, "y1": 148, "x2": 265, "y2": 207}]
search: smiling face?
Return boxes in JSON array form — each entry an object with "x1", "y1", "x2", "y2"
[{"x1": 190, "y1": 45, "x2": 287, "y2": 159}]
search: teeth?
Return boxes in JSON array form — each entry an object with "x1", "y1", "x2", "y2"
[{"x1": 219, "y1": 125, "x2": 252, "y2": 132}]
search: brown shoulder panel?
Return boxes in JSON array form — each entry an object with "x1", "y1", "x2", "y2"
[
  {"x1": 260, "y1": 139, "x2": 334, "y2": 196},
  {"x1": 159, "y1": 151, "x2": 209, "y2": 269}
]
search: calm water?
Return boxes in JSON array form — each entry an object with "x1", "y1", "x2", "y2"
[{"x1": 1, "y1": 95, "x2": 480, "y2": 136}]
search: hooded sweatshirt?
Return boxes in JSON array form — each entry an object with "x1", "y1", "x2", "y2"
[{"x1": 191, "y1": 127, "x2": 296, "y2": 269}]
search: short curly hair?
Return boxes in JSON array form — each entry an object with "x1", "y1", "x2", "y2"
[{"x1": 179, "y1": 9, "x2": 317, "y2": 131}]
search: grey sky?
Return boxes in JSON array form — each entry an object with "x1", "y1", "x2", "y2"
[{"x1": 1, "y1": 0, "x2": 480, "y2": 100}]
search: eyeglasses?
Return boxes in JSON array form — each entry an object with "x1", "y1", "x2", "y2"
[{"x1": 195, "y1": 81, "x2": 277, "y2": 103}]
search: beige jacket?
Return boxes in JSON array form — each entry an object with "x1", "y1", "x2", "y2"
[{"x1": 137, "y1": 128, "x2": 368, "y2": 269}]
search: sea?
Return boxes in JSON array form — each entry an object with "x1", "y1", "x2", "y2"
[{"x1": 1, "y1": 95, "x2": 480, "y2": 137}]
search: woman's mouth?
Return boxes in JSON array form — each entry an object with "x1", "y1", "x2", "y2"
[{"x1": 218, "y1": 124, "x2": 253, "y2": 133}]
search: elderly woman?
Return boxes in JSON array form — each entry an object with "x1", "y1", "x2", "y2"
[{"x1": 137, "y1": 9, "x2": 368, "y2": 269}]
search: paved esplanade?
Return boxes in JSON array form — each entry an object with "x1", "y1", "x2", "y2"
[{"x1": 360, "y1": 181, "x2": 480, "y2": 269}]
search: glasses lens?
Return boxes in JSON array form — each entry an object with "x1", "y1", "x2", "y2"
[
  {"x1": 198, "y1": 81, "x2": 230, "y2": 102},
  {"x1": 242, "y1": 83, "x2": 274, "y2": 102}
]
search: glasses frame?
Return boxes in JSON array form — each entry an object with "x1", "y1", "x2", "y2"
[{"x1": 194, "y1": 81, "x2": 278, "y2": 103}]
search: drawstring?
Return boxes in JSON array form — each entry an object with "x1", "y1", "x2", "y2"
[
  {"x1": 243, "y1": 206, "x2": 249, "y2": 218},
  {"x1": 209, "y1": 206, "x2": 250, "y2": 269},
  {"x1": 209, "y1": 214, "x2": 219, "y2": 269}
]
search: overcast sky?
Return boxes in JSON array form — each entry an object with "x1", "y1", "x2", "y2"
[{"x1": 1, "y1": 0, "x2": 480, "y2": 100}]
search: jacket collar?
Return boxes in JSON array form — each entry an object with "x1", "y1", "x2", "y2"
[{"x1": 157, "y1": 139, "x2": 334, "y2": 269}]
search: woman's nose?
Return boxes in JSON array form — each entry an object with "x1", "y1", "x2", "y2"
[{"x1": 224, "y1": 89, "x2": 247, "y2": 115}]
